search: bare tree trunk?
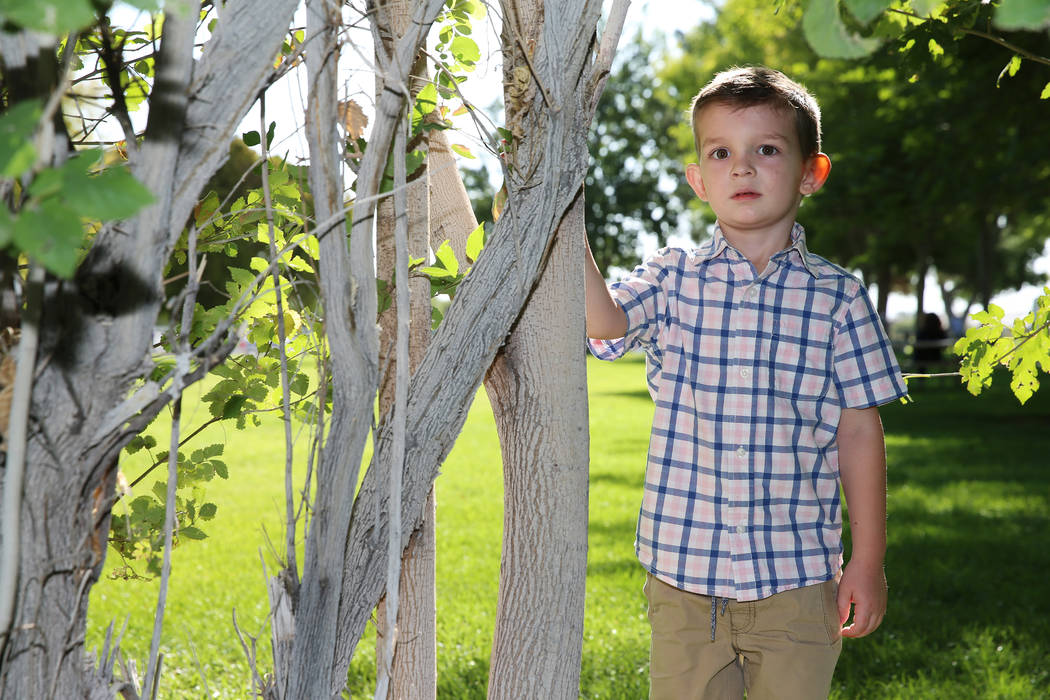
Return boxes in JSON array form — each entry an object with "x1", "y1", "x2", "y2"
[
  {"x1": 478, "y1": 0, "x2": 592, "y2": 695},
  {"x1": 875, "y1": 263, "x2": 891, "y2": 328},
  {"x1": 915, "y1": 258, "x2": 928, "y2": 338},
  {"x1": 486, "y1": 195, "x2": 589, "y2": 698},
  {"x1": 977, "y1": 215, "x2": 998, "y2": 310}
]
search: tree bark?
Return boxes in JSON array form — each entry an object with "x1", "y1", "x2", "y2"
[
  {"x1": 486, "y1": 195, "x2": 590, "y2": 698},
  {"x1": 331, "y1": 0, "x2": 624, "y2": 683},
  {"x1": 482, "y1": 0, "x2": 591, "y2": 695},
  {"x1": 875, "y1": 262, "x2": 891, "y2": 330},
  {"x1": 0, "y1": 3, "x2": 297, "y2": 696},
  {"x1": 374, "y1": 29, "x2": 436, "y2": 696},
  {"x1": 915, "y1": 258, "x2": 928, "y2": 338},
  {"x1": 977, "y1": 214, "x2": 999, "y2": 310}
]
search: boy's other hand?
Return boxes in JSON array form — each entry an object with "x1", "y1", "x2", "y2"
[{"x1": 837, "y1": 559, "x2": 887, "y2": 638}]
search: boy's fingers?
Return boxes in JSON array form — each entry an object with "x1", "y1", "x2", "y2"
[{"x1": 836, "y1": 584, "x2": 852, "y2": 625}]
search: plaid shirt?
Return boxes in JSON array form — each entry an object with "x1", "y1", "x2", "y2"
[{"x1": 589, "y1": 223, "x2": 907, "y2": 601}]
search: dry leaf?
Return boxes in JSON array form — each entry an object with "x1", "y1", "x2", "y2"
[{"x1": 338, "y1": 99, "x2": 368, "y2": 140}]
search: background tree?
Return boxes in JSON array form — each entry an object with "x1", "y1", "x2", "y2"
[{"x1": 590, "y1": 0, "x2": 1050, "y2": 320}]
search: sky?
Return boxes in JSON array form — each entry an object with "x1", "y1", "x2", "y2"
[{"x1": 107, "y1": 0, "x2": 1048, "y2": 324}]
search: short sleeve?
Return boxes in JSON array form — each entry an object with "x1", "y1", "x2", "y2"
[
  {"x1": 586, "y1": 248, "x2": 678, "y2": 361},
  {"x1": 832, "y1": 285, "x2": 908, "y2": 408}
]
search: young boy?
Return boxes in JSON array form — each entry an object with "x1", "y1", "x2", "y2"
[{"x1": 585, "y1": 66, "x2": 907, "y2": 699}]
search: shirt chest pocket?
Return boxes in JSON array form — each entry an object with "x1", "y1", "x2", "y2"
[{"x1": 766, "y1": 317, "x2": 833, "y2": 401}]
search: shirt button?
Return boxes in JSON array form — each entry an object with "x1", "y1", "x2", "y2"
[
  {"x1": 735, "y1": 525, "x2": 745, "y2": 534},
  {"x1": 748, "y1": 286, "x2": 758, "y2": 299},
  {"x1": 736, "y1": 446, "x2": 747, "y2": 458},
  {"x1": 740, "y1": 367, "x2": 751, "y2": 379}
]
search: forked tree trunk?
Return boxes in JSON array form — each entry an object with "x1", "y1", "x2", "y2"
[
  {"x1": 329, "y1": 1, "x2": 625, "y2": 688},
  {"x1": 0, "y1": 4, "x2": 298, "y2": 696}
]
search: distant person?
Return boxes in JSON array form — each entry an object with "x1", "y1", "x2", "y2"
[
  {"x1": 583, "y1": 66, "x2": 907, "y2": 699},
  {"x1": 914, "y1": 312, "x2": 948, "y2": 373}
]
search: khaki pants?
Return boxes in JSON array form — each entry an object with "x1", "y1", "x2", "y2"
[{"x1": 644, "y1": 574, "x2": 842, "y2": 700}]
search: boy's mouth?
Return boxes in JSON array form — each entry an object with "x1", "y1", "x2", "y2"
[{"x1": 731, "y1": 190, "x2": 760, "y2": 200}]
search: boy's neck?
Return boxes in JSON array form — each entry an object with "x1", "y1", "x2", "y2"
[{"x1": 719, "y1": 223, "x2": 795, "y2": 275}]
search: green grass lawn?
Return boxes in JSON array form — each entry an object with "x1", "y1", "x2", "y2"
[{"x1": 86, "y1": 357, "x2": 1050, "y2": 698}]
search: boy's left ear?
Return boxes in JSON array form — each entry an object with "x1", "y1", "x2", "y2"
[{"x1": 800, "y1": 153, "x2": 832, "y2": 195}]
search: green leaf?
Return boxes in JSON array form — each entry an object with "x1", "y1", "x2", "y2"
[
  {"x1": 0, "y1": 205, "x2": 12, "y2": 248},
  {"x1": 60, "y1": 155, "x2": 155, "y2": 220},
  {"x1": 0, "y1": 0, "x2": 96, "y2": 35},
  {"x1": 1041, "y1": 82, "x2": 1050, "y2": 99},
  {"x1": 451, "y1": 143, "x2": 476, "y2": 159},
  {"x1": 803, "y1": 0, "x2": 882, "y2": 59},
  {"x1": 13, "y1": 199, "x2": 84, "y2": 277},
  {"x1": 927, "y1": 38, "x2": 944, "y2": 60},
  {"x1": 420, "y1": 265, "x2": 457, "y2": 279},
  {"x1": 995, "y1": 0, "x2": 1050, "y2": 30},
  {"x1": 465, "y1": 222, "x2": 485, "y2": 263},
  {"x1": 180, "y1": 526, "x2": 207, "y2": 540},
  {"x1": 910, "y1": 0, "x2": 944, "y2": 15},
  {"x1": 412, "y1": 82, "x2": 440, "y2": 132},
  {"x1": 433, "y1": 240, "x2": 459, "y2": 276},
  {"x1": 842, "y1": 0, "x2": 889, "y2": 25},
  {"x1": 221, "y1": 394, "x2": 250, "y2": 420},
  {"x1": 198, "y1": 503, "x2": 218, "y2": 520},
  {"x1": 213, "y1": 461, "x2": 229, "y2": 479},
  {"x1": 405, "y1": 148, "x2": 426, "y2": 174},
  {"x1": 290, "y1": 372, "x2": 309, "y2": 395},
  {"x1": 242, "y1": 130, "x2": 261, "y2": 147},
  {"x1": 450, "y1": 35, "x2": 480, "y2": 66},
  {"x1": 0, "y1": 100, "x2": 41, "y2": 177}
]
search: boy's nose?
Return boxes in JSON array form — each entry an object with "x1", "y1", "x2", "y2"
[{"x1": 731, "y1": 157, "x2": 755, "y2": 176}]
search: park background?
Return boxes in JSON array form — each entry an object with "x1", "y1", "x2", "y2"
[{"x1": 14, "y1": 0, "x2": 1047, "y2": 695}]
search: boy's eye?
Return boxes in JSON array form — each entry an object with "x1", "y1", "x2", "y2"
[
  {"x1": 758, "y1": 144, "x2": 779, "y2": 156},
  {"x1": 710, "y1": 147, "x2": 729, "y2": 160}
]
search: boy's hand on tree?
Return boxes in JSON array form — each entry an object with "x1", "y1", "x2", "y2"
[{"x1": 837, "y1": 559, "x2": 887, "y2": 638}]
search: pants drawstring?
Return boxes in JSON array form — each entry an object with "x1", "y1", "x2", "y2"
[{"x1": 709, "y1": 597, "x2": 730, "y2": 642}]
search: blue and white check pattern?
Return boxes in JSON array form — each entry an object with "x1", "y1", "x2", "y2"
[{"x1": 589, "y1": 223, "x2": 907, "y2": 601}]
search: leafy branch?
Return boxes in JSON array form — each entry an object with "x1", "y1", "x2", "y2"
[
  {"x1": 953, "y1": 289, "x2": 1050, "y2": 404},
  {"x1": 887, "y1": 7, "x2": 1050, "y2": 68}
]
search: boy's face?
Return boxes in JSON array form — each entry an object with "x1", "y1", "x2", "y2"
[{"x1": 685, "y1": 101, "x2": 830, "y2": 243}]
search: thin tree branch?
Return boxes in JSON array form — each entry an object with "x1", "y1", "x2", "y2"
[
  {"x1": 375, "y1": 96, "x2": 411, "y2": 700},
  {"x1": 0, "y1": 264, "x2": 45, "y2": 652},
  {"x1": 260, "y1": 94, "x2": 300, "y2": 584},
  {"x1": 589, "y1": 0, "x2": 631, "y2": 112},
  {"x1": 97, "y1": 18, "x2": 140, "y2": 161},
  {"x1": 141, "y1": 392, "x2": 181, "y2": 696}
]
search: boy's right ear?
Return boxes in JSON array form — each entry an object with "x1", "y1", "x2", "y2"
[
  {"x1": 685, "y1": 163, "x2": 709, "y2": 202},
  {"x1": 800, "y1": 153, "x2": 832, "y2": 195}
]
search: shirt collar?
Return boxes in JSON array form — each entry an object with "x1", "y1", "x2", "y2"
[{"x1": 695, "y1": 222, "x2": 819, "y2": 277}]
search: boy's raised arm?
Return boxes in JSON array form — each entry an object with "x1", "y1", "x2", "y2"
[
  {"x1": 836, "y1": 405, "x2": 889, "y2": 639},
  {"x1": 584, "y1": 237, "x2": 628, "y2": 339}
]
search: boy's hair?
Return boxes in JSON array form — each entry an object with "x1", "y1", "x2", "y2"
[{"x1": 690, "y1": 66, "x2": 822, "y2": 159}]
